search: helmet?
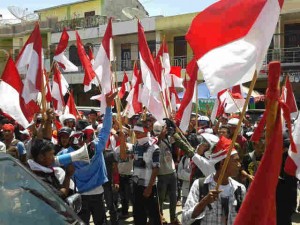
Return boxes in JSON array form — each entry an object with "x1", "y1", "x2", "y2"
[
  {"x1": 153, "y1": 121, "x2": 164, "y2": 135},
  {"x1": 58, "y1": 127, "x2": 72, "y2": 136},
  {"x1": 59, "y1": 114, "x2": 76, "y2": 125}
]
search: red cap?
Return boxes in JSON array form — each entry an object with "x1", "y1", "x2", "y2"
[
  {"x1": 2, "y1": 123, "x2": 15, "y2": 132},
  {"x1": 209, "y1": 136, "x2": 237, "y2": 164}
]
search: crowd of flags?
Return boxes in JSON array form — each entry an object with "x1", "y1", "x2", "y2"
[{"x1": 1, "y1": 0, "x2": 300, "y2": 224}]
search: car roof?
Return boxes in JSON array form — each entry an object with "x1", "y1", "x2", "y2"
[{"x1": 0, "y1": 152, "x2": 14, "y2": 159}]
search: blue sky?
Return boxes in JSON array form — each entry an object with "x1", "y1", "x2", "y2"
[{"x1": 0, "y1": 0, "x2": 217, "y2": 20}]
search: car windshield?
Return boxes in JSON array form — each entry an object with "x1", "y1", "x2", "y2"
[{"x1": 0, "y1": 157, "x2": 78, "y2": 225}]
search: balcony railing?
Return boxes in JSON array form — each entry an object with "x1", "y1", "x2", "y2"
[
  {"x1": 54, "y1": 15, "x2": 107, "y2": 33},
  {"x1": 265, "y1": 47, "x2": 300, "y2": 65},
  {"x1": 0, "y1": 18, "x2": 58, "y2": 36}
]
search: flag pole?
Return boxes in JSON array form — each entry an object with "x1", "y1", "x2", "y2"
[
  {"x1": 227, "y1": 90, "x2": 245, "y2": 117},
  {"x1": 160, "y1": 91, "x2": 170, "y2": 119},
  {"x1": 265, "y1": 62, "x2": 281, "y2": 146},
  {"x1": 40, "y1": 69, "x2": 48, "y2": 121},
  {"x1": 159, "y1": 36, "x2": 173, "y2": 114},
  {"x1": 111, "y1": 42, "x2": 128, "y2": 161},
  {"x1": 216, "y1": 71, "x2": 258, "y2": 190},
  {"x1": 195, "y1": 81, "x2": 199, "y2": 131}
]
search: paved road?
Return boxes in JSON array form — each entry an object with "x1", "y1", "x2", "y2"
[{"x1": 90, "y1": 200, "x2": 300, "y2": 225}]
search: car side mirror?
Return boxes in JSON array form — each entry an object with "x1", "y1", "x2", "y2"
[{"x1": 65, "y1": 193, "x2": 82, "y2": 214}]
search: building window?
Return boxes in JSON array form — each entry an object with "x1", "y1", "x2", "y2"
[
  {"x1": 173, "y1": 36, "x2": 187, "y2": 68},
  {"x1": 84, "y1": 11, "x2": 95, "y2": 18},
  {"x1": 69, "y1": 45, "x2": 81, "y2": 67},
  {"x1": 147, "y1": 40, "x2": 156, "y2": 58},
  {"x1": 121, "y1": 44, "x2": 132, "y2": 71},
  {"x1": 14, "y1": 49, "x2": 19, "y2": 60}
]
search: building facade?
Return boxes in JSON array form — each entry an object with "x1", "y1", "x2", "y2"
[{"x1": 1, "y1": 0, "x2": 300, "y2": 107}]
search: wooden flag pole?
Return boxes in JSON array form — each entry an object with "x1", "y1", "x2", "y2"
[
  {"x1": 40, "y1": 69, "x2": 48, "y2": 121},
  {"x1": 265, "y1": 62, "x2": 281, "y2": 147},
  {"x1": 111, "y1": 42, "x2": 128, "y2": 161},
  {"x1": 159, "y1": 91, "x2": 170, "y2": 119},
  {"x1": 160, "y1": 55, "x2": 173, "y2": 115},
  {"x1": 195, "y1": 81, "x2": 199, "y2": 132},
  {"x1": 216, "y1": 71, "x2": 258, "y2": 191}
]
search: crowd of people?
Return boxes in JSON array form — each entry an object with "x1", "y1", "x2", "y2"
[{"x1": 0, "y1": 93, "x2": 298, "y2": 225}]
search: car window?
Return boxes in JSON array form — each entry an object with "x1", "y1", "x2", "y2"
[{"x1": 0, "y1": 158, "x2": 78, "y2": 225}]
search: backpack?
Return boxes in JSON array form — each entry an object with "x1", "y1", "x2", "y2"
[{"x1": 191, "y1": 178, "x2": 243, "y2": 225}]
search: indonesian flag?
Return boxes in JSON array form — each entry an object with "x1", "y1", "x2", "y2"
[
  {"x1": 126, "y1": 63, "x2": 143, "y2": 118},
  {"x1": 119, "y1": 71, "x2": 131, "y2": 99},
  {"x1": 64, "y1": 90, "x2": 77, "y2": 118},
  {"x1": 164, "y1": 66, "x2": 184, "y2": 92},
  {"x1": 0, "y1": 58, "x2": 31, "y2": 128},
  {"x1": 155, "y1": 39, "x2": 171, "y2": 89},
  {"x1": 52, "y1": 64, "x2": 69, "y2": 114},
  {"x1": 53, "y1": 28, "x2": 78, "y2": 72},
  {"x1": 183, "y1": 73, "x2": 188, "y2": 89},
  {"x1": 138, "y1": 21, "x2": 165, "y2": 122},
  {"x1": 285, "y1": 117, "x2": 300, "y2": 179},
  {"x1": 234, "y1": 61, "x2": 285, "y2": 225},
  {"x1": 76, "y1": 31, "x2": 96, "y2": 92},
  {"x1": 43, "y1": 69, "x2": 52, "y2": 103},
  {"x1": 138, "y1": 21, "x2": 161, "y2": 95},
  {"x1": 210, "y1": 89, "x2": 227, "y2": 123},
  {"x1": 186, "y1": 0, "x2": 283, "y2": 95},
  {"x1": 88, "y1": 46, "x2": 95, "y2": 65},
  {"x1": 93, "y1": 17, "x2": 113, "y2": 94},
  {"x1": 234, "y1": 112, "x2": 283, "y2": 225},
  {"x1": 219, "y1": 89, "x2": 246, "y2": 113},
  {"x1": 16, "y1": 23, "x2": 43, "y2": 104},
  {"x1": 176, "y1": 58, "x2": 198, "y2": 131},
  {"x1": 282, "y1": 77, "x2": 298, "y2": 116},
  {"x1": 168, "y1": 77, "x2": 181, "y2": 111}
]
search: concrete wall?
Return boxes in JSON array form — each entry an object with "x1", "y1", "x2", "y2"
[
  {"x1": 282, "y1": 0, "x2": 300, "y2": 13},
  {"x1": 37, "y1": 0, "x2": 103, "y2": 21},
  {"x1": 102, "y1": 0, "x2": 148, "y2": 21},
  {"x1": 51, "y1": 17, "x2": 157, "y2": 43}
]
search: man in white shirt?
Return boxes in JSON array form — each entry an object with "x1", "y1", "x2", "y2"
[{"x1": 182, "y1": 136, "x2": 246, "y2": 225}]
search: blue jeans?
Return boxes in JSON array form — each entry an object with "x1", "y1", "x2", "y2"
[{"x1": 157, "y1": 172, "x2": 177, "y2": 222}]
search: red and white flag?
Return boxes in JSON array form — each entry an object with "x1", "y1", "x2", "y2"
[
  {"x1": 138, "y1": 21, "x2": 161, "y2": 95},
  {"x1": 138, "y1": 21, "x2": 165, "y2": 122},
  {"x1": 126, "y1": 63, "x2": 143, "y2": 118},
  {"x1": 168, "y1": 77, "x2": 181, "y2": 112},
  {"x1": 285, "y1": 117, "x2": 300, "y2": 179},
  {"x1": 52, "y1": 64, "x2": 69, "y2": 114},
  {"x1": 176, "y1": 58, "x2": 198, "y2": 131},
  {"x1": 119, "y1": 71, "x2": 131, "y2": 99},
  {"x1": 166, "y1": 66, "x2": 183, "y2": 89},
  {"x1": 16, "y1": 23, "x2": 43, "y2": 104},
  {"x1": 0, "y1": 58, "x2": 32, "y2": 128},
  {"x1": 219, "y1": 89, "x2": 246, "y2": 114},
  {"x1": 88, "y1": 46, "x2": 95, "y2": 65},
  {"x1": 186, "y1": 0, "x2": 283, "y2": 95},
  {"x1": 53, "y1": 28, "x2": 78, "y2": 72},
  {"x1": 155, "y1": 39, "x2": 171, "y2": 89},
  {"x1": 44, "y1": 69, "x2": 52, "y2": 104},
  {"x1": 93, "y1": 18, "x2": 113, "y2": 95},
  {"x1": 210, "y1": 89, "x2": 227, "y2": 123},
  {"x1": 76, "y1": 31, "x2": 96, "y2": 92},
  {"x1": 282, "y1": 77, "x2": 298, "y2": 116},
  {"x1": 64, "y1": 90, "x2": 77, "y2": 118}
]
